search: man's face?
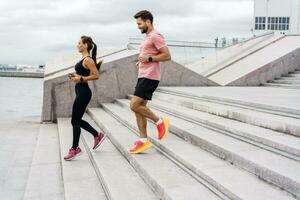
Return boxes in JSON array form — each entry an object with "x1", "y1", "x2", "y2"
[{"x1": 136, "y1": 18, "x2": 148, "y2": 34}]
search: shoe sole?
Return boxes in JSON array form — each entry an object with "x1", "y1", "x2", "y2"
[
  {"x1": 159, "y1": 118, "x2": 170, "y2": 140},
  {"x1": 93, "y1": 135, "x2": 106, "y2": 150},
  {"x1": 130, "y1": 142, "x2": 153, "y2": 154}
]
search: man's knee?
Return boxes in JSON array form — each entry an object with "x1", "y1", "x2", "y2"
[
  {"x1": 130, "y1": 97, "x2": 144, "y2": 112},
  {"x1": 130, "y1": 101, "x2": 139, "y2": 112}
]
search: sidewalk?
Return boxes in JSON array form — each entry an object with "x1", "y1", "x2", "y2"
[{"x1": 0, "y1": 116, "x2": 40, "y2": 200}]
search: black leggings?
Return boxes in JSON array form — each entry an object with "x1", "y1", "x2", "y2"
[{"x1": 71, "y1": 83, "x2": 98, "y2": 149}]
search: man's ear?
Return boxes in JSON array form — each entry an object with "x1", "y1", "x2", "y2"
[{"x1": 146, "y1": 19, "x2": 152, "y2": 26}]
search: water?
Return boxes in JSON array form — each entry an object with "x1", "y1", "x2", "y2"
[{"x1": 0, "y1": 77, "x2": 43, "y2": 119}]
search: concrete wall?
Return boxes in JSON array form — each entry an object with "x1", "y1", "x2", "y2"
[
  {"x1": 228, "y1": 47, "x2": 300, "y2": 86},
  {"x1": 42, "y1": 49, "x2": 218, "y2": 122},
  {"x1": 0, "y1": 71, "x2": 44, "y2": 78},
  {"x1": 207, "y1": 35, "x2": 300, "y2": 86},
  {"x1": 186, "y1": 33, "x2": 279, "y2": 76},
  {"x1": 44, "y1": 49, "x2": 123, "y2": 76}
]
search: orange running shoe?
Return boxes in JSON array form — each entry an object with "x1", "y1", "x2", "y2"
[
  {"x1": 157, "y1": 118, "x2": 170, "y2": 140},
  {"x1": 129, "y1": 140, "x2": 152, "y2": 154}
]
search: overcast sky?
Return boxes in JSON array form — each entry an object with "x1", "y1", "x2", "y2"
[{"x1": 0, "y1": 0, "x2": 254, "y2": 65}]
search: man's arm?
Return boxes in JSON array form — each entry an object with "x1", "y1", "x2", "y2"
[
  {"x1": 151, "y1": 46, "x2": 171, "y2": 62},
  {"x1": 139, "y1": 46, "x2": 171, "y2": 63}
]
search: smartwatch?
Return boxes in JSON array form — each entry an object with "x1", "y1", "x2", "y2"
[
  {"x1": 80, "y1": 76, "x2": 84, "y2": 82},
  {"x1": 148, "y1": 56, "x2": 153, "y2": 62}
]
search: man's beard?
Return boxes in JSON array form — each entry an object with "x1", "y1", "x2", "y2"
[{"x1": 141, "y1": 26, "x2": 148, "y2": 34}]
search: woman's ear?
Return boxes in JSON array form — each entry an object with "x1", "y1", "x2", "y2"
[{"x1": 83, "y1": 43, "x2": 88, "y2": 50}]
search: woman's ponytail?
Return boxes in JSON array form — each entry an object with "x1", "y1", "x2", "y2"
[
  {"x1": 92, "y1": 42, "x2": 103, "y2": 71},
  {"x1": 81, "y1": 36, "x2": 102, "y2": 71},
  {"x1": 92, "y1": 42, "x2": 97, "y2": 65}
]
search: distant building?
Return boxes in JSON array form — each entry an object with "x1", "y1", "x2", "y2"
[
  {"x1": 0, "y1": 64, "x2": 44, "y2": 72},
  {"x1": 254, "y1": 0, "x2": 300, "y2": 34},
  {"x1": 0, "y1": 64, "x2": 17, "y2": 71}
]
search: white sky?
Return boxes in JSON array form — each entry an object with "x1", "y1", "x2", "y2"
[{"x1": 0, "y1": 0, "x2": 254, "y2": 65}]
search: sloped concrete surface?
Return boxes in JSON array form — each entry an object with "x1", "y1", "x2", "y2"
[{"x1": 42, "y1": 49, "x2": 217, "y2": 122}]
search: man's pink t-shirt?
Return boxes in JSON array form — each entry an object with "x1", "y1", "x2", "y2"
[{"x1": 138, "y1": 29, "x2": 167, "y2": 81}]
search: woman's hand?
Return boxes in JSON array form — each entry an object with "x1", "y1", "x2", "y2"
[
  {"x1": 68, "y1": 73, "x2": 74, "y2": 80},
  {"x1": 70, "y1": 74, "x2": 81, "y2": 83}
]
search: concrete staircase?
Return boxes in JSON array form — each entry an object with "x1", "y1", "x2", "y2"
[
  {"x1": 265, "y1": 69, "x2": 300, "y2": 89},
  {"x1": 23, "y1": 123, "x2": 64, "y2": 200},
  {"x1": 24, "y1": 88, "x2": 300, "y2": 200},
  {"x1": 186, "y1": 33, "x2": 281, "y2": 77}
]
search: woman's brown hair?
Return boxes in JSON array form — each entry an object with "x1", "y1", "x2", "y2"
[{"x1": 81, "y1": 36, "x2": 102, "y2": 70}]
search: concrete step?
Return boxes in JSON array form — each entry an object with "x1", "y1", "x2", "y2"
[
  {"x1": 57, "y1": 118, "x2": 107, "y2": 200},
  {"x1": 87, "y1": 107, "x2": 223, "y2": 200},
  {"x1": 264, "y1": 83, "x2": 300, "y2": 89},
  {"x1": 153, "y1": 92, "x2": 300, "y2": 137},
  {"x1": 156, "y1": 87, "x2": 300, "y2": 119},
  {"x1": 277, "y1": 77, "x2": 300, "y2": 81},
  {"x1": 97, "y1": 103, "x2": 298, "y2": 200},
  {"x1": 126, "y1": 97, "x2": 300, "y2": 159},
  {"x1": 80, "y1": 115, "x2": 157, "y2": 200},
  {"x1": 115, "y1": 99, "x2": 300, "y2": 198},
  {"x1": 23, "y1": 123, "x2": 64, "y2": 200},
  {"x1": 271, "y1": 79, "x2": 300, "y2": 84},
  {"x1": 284, "y1": 74, "x2": 300, "y2": 78},
  {"x1": 0, "y1": 117, "x2": 40, "y2": 200}
]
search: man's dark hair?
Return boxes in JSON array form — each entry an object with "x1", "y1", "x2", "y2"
[{"x1": 134, "y1": 10, "x2": 153, "y2": 24}]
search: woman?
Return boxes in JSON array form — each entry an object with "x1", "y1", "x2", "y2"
[{"x1": 64, "y1": 36, "x2": 105, "y2": 161}]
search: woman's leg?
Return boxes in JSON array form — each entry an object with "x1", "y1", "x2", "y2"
[
  {"x1": 71, "y1": 86, "x2": 90, "y2": 148},
  {"x1": 71, "y1": 86, "x2": 99, "y2": 148},
  {"x1": 80, "y1": 119, "x2": 98, "y2": 137},
  {"x1": 71, "y1": 96, "x2": 82, "y2": 149}
]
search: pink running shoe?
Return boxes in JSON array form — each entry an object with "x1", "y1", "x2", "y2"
[
  {"x1": 64, "y1": 147, "x2": 82, "y2": 161},
  {"x1": 93, "y1": 132, "x2": 106, "y2": 150}
]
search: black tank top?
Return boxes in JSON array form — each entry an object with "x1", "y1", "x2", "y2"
[{"x1": 75, "y1": 57, "x2": 90, "y2": 76}]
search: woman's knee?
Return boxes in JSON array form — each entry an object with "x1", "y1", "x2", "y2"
[{"x1": 71, "y1": 118, "x2": 80, "y2": 127}]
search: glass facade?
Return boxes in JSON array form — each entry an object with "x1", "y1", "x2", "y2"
[
  {"x1": 255, "y1": 16, "x2": 266, "y2": 30},
  {"x1": 255, "y1": 16, "x2": 290, "y2": 31}
]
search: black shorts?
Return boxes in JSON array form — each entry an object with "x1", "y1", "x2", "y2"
[{"x1": 134, "y1": 78, "x2": 160, "y2": 100}]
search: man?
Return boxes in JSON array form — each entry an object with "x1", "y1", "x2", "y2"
[{"x1": 129, "y1": 10, "x2": 171, "y2": 154}]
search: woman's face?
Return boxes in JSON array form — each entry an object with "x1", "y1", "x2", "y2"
[{"x1": 77, "y1": 39, "x2": 87, "y2": 53}]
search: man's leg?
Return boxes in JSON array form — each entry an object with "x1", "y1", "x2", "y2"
[
  {"x1": 130, "y1": 96, "x2": 159, "y2": 123},
  {"x1": 131, "y1": 95, "x2": 169, "y2": 141},
  {"x1": 135, "y1": 100, "x2": 148, "y2": 138},
  {"x1": 129, "y1": 97, "x2": 153, "y2": 153}
]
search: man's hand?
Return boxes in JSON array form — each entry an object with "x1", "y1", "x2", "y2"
[{"x1": 138, "y1": 55, "x2": 149, "y2": 63}]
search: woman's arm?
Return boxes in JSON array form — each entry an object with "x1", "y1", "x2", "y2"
[
  {"x1": 71, "y1": 57, "x2": 99, "y2": 83},
  {"x1": 81, "y1": 58, "x2": 99, "y2": 82}
]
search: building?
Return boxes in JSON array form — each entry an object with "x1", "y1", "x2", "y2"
[{"x1": 254, "y1": 0, "x2": 300, "y2": 34}]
